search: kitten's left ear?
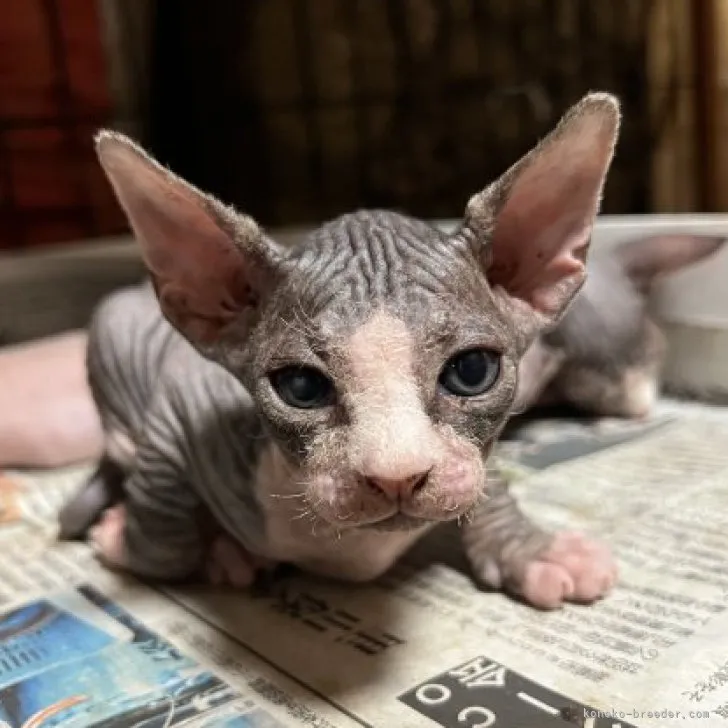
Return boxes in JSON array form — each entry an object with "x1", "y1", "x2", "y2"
[
  {"x1": 613, "y1": 234, "x2": 727, "y2": 293},
  {"x1": 462, "y1": 92, "x2": 621, "y2": 344},
  {"x1": 95, "y1": 131, "x2": 283, "y2": 350}
]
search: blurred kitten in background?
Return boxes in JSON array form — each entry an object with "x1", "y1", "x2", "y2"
[{"x1": 514, "y1": 233, "x2": 726, "y2": 418}]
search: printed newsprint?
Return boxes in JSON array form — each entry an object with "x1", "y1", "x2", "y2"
[{"x1": 1, "y1": 402, "x2": 728, "y2": 727}]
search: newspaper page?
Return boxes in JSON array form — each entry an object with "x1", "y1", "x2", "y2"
[
  {"x1": 0, "y1": 471, "x2": 365, "y2": 727},
  {"x1": 1, "y1": 402, "x2": 728, "y2": 727}
]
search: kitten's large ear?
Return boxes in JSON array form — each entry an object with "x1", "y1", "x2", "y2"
[
  {"x1": 95, "y1": 131, "x2": 281, "y2": 348},
  {"x1": 462, "y1": 93, "x2": 620, "y2": 343},
  {"x1": 613, "y1": 234, "x2": 727, "y2": 293}
]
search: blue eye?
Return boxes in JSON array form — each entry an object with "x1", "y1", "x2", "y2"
[
  {"x1": 271, "y1": 366, "x2": 335, "y2": 409},
  {"x1": 439, "y1": 349, "x2": 501, "y2": 397}
]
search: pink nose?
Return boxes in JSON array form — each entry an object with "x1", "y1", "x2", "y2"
[{"x1": 366, "y1": 470, "x2": 430, "y2": 501}]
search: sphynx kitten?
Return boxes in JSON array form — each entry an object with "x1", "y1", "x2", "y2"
[
  {"x1": 514, "y1": 233, "x2": 727, "y2": 417},
  {"x1": 59, "y1": 92, "x2": 621, "y2": 610}
]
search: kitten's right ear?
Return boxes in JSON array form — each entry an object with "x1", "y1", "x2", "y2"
[
  {"x1": 613, "y1": 234, "x2": 727, "y2": 292},
  {"x1": 95, "y1": 130, "x2": 281, "y2": 348}
]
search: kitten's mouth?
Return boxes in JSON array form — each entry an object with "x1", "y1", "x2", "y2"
[
  {"x1": 319, "y1": 506, "x2": 436, "y2": 532},
  {"x1": 316, "y1": 502, "x2": 476, "y2": 533},
  {"x1": 351, "y1": 503, "x2": 472, "y2": 531},
  {"x1": 366, "y1": 511, "x2": 431, "y2": 531}
]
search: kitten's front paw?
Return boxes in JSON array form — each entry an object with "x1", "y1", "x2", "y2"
[
  {"x1": 89, "y1": 504, "x2": 129, "y2": 569},
  {"x1": 205, "y1": 533, "x2": 272, "y2": 589},
  {"x1": 520, "y1": 531, "x2": 617, "y2": 610}
]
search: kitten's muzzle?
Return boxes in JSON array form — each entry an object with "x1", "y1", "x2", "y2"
[{"x1": 303, "y1": 431, "x2": 488, "y2": 529}]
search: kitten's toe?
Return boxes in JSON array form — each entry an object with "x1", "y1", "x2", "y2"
[
  {"x1": 89, "y1": 504, "x2": 129, "y2": 569},
  {"x1": 520, "y1": 561, "x2": 575, "y2": 609},
  {"x1": 206, "y1": 533, "x2": 269, "y2": 589},
  {"x1": 521, "y1": 531, "x2": 617, "y2": 609}
]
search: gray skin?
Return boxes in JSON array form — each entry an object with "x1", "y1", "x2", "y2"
[
  {"x1": 58, "y1": 92, "x2": 624, "y2": 610},
  {"x1": 64, "y1": 232, "x2": 727, "y2": 544}
]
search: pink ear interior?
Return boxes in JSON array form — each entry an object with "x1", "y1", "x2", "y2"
[
  {"x1": 96, "y1": 132, "x2": 258, "y2": 343},
  {"x1": 483, "y1": 95, "x2": 620, "y2": 320},
  {"x1": 615, "y1": 234, "x2": 727, "y2": 290}
]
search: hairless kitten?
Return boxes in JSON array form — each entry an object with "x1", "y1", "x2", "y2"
[
  {"x1": 59, "y1": 92, "x2": 622, "y2": 610},
  {"x1": 514, "y1": 233, "x2": 727, "y2": 416}
]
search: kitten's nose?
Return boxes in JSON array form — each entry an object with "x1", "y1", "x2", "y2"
[{"x1": 366, "y1": 470, "x2": 430, "y2": 501}]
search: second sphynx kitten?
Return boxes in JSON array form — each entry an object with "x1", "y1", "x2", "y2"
[
  {"x1": 514, "y1": 232, "x2": 726, "y2": 417},
  {"x1": 59, "y1": 92, "x2": 621, "y2": 610}
]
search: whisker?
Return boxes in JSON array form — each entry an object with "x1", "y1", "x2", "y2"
[{"x1": 269, "y1": 492, "x2": 307, "y2": 500}]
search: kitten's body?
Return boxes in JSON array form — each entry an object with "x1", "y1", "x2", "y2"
[
  {"x1": 60, "y1": 94, "x2": 624, "y2": 609},
  {"x1": 89, "y1": 278, "x2": 427, "y2": 581},
  {"x1": 514, "y1": 234, "x2": 727, "y2": 417}
]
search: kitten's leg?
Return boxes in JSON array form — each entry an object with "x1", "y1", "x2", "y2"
[
  {"x1": 462, "y1": 474, "x2": 617, "y2": 609},
  {"x1": 93, "y1": 495, "x2": 272, "y2": 587},
  {"x1": 89, "y1": 436, "x2": 205, "y2": 581},
  {"x1": 89, "y1": 438, "x2": 272, "y2": 585},
  {"x1": 90, "y1": 495, "x2": 203, "y2": 581},
  {"x1": 57, "y1": 424, "x2": 138, "y2": 541},
  {"x1": 58, "y1": 455, "x2": 126, "y2": 540},
  {"x1": 61, "y1": 284, "x2": 159, "y2": 540}
]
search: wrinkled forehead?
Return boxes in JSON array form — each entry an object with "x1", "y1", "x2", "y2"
[
  {"x1": 250, "y1": 212, "x2": 514, "y2": 376},
  {"x1": 277, "y1": 211, "x2": 509, "y2": 344}
]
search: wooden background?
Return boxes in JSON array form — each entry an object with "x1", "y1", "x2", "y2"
[
  {"x1": 0, "y1": 0, "x2": 721, "y2": 251},
  {"x1": 0, "y1": 0, "x2": 126, "y2": 250}
]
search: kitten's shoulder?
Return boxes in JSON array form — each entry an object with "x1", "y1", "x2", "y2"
[{"x1": 162, "y1": 344, "x2": 254, "y2": 418}]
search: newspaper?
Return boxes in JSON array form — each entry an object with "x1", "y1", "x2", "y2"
[{"x1": 1, "y1": 402, "x2": 728, "y2": 727}]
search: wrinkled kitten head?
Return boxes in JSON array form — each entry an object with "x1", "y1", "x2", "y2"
[
  {"x1": 518, "y1": 233, "x2": 727, "y2": 418},
  {"x1": 94, "y1": 93, "x2": 620, "y2": 531}
]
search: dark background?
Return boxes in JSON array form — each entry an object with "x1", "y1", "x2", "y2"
[{"x1": 0, "y1": 0, "x2": 716, "y2": 249}]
